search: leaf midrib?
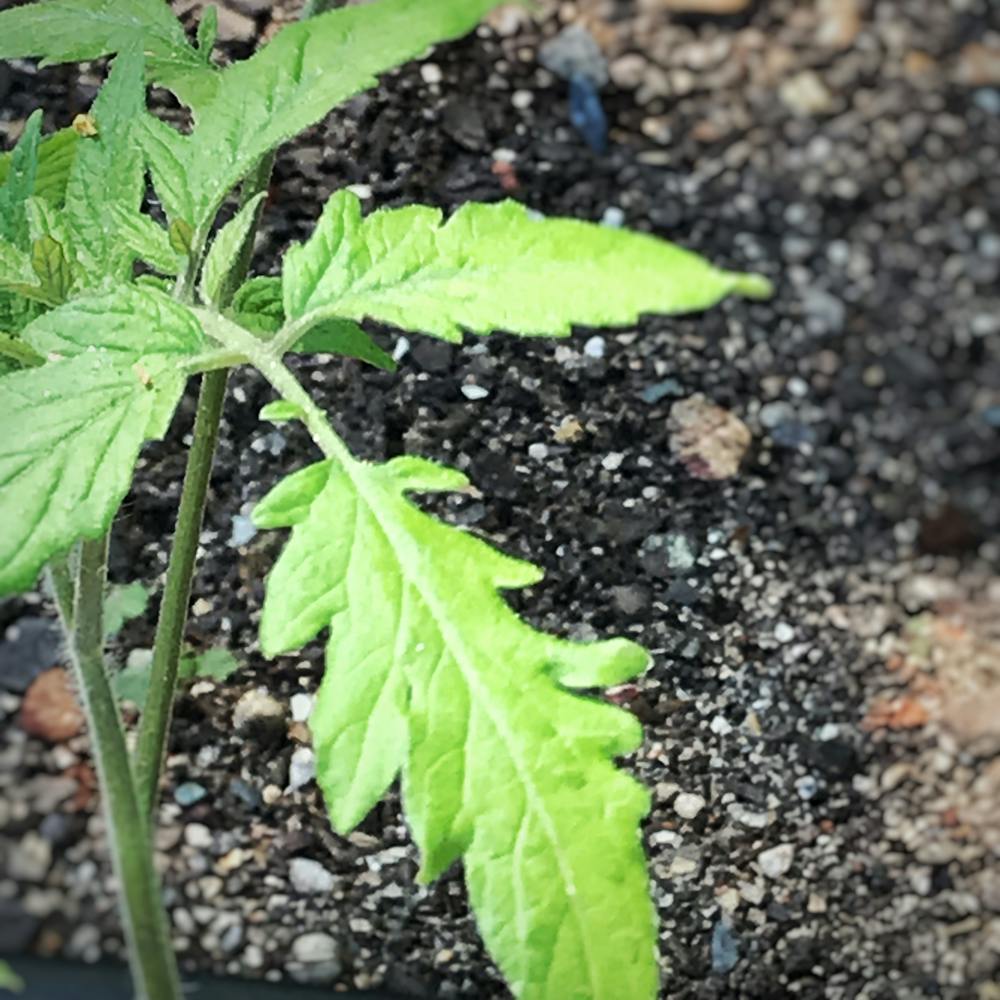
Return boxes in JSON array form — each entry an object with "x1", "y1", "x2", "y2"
[{"x1": 345, "y1": 465, "x2": 601, "y2": 995}]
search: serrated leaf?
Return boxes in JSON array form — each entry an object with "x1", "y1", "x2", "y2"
[
  {"x1": 196, "y1": 5, "x2": 218, "y2": 61},
  {"x1": 254, "y1": 454, "x2": 657, "y2": 1000},
  {"x1": 0, "y1": 129, "x2": 80, "y2": 208},
  {"x1": 142, "y1": 0, "x2": 500, "y2": 230},
  {"x1": 0, "y1": 111, "x2": 42, "y2": 249},
  {"x1": 0, "y1": 285, "x2": 205, "y2": 595},
  {"x1": 0, "y1": 0, "x2": 212, "y2": 105},
  {"x1": 104, "y1": 580, "x2": 149, "y2": 638},
  {"x1": 284, "y1": 191, "x2": 773, "y2": 343},
  {"x1": 30, "y1": 236, "x2": 73, "y2": 302},
  {"x1": 64, "y1": 45, "x2": 147, "y2": 286},
  {"x1": 200, "y1": 193, "x2": 265, "y2": 306},
  {"x1": 231, "y1": 275, "x2": 283, "y2": 333},
  {"x1": 109, "y1": 205, "x2": 182, "y2": 276}
]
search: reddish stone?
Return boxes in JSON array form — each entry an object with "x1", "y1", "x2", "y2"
[{"x1": 19, "y1": 668, "x2": 85, "y2": 743}]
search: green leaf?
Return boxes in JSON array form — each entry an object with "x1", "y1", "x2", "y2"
[
  {"x1": 0, "y1": 959, "x2": 24, "y2": 994},
  {"x1": 232, "y1": 276, "x2": 395, "y2": 369},
  {"x1": 259, "y1": 399, "x2": 305, "y2": 424},
  {"x1": 0, "y1": 0, "x2": 211, "y2": 104},
  {"x1": 23, "y1": 283, "x2": 204, "y2": 360},
  {"x1": 142, "y1": 0, "x2": 500, "y2": 230},
  {"x1": 109, "y1": 205, "x2": 182, "y2": 276},
  {"x1": 0, "y1": 285, "x2": 205, "y2": 595},
  {"x1": 181, "y1": 646, "x2": 239, "y2": 682},
  {"x1": 200, "y1": 193, "x2": 265, "y2": 306},
  {"x1": 0, "y1": 111, "x2": 43, "y2": 249},
  {"x1": 231, "y1": 275, "x2": 283, "y2": 333},
  {"x1": 196, "y1": 6, "x2": 218, "y2": 61},
  {"x1": 0, "y1": 237, "x2": 58, "y2": 307},
  {"x1": 30, "y1": 236, "x2": 73, "y2": 303},
  {"x1": 114, "y1": 645, "x2": 239, "y2": 708},
  {"x1": 104, "y1": 581, "x2": 150, "y2": 638},
  {"x1": 167, "y1": 218, "x2": 194, "y2": 257},
  {"x1": 64, "y1": 45, "x2": 147, "y2": 286},
  {"x1": 0, "y1": 332, "x2": 45, "y2": 370},
  {"x1": 284, "y1": 191, "x2": 773, "y2": 343},
  {"x1": 254, "y1": 454, "x2": 657, "y2": 1000},
  {"x1": 296, "y1": 320, "x2": 397, "y2": 371},
  {"x1": 0, "y1": 129, "x2": 80, "y2": 208}
]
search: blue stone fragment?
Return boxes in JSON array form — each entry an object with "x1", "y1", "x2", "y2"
[{"x1": 569, "y1": 75, "x2": 608, "y2": 154}]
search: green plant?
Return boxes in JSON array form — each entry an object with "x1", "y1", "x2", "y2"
[{"x1": 0, "y1": 3, "x2": 773, "y2": 998}]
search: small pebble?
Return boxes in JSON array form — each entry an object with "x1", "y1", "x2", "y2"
[
  {"x1": 758, "y1": 844, "x2": 795, "y2": 878},
  {"x1": 289, "y1": 748, "x2": 316, "y2": 791},
  {"x1": 461, "y1": 384, "x2": 490, "y2": 401},
  {"x1": 175, "y1": 782, "x2": 208, "y2": 807},
  {"x1": 674, "y1": 792, "x2": 706, "y2": 820},
  {"x1": 583, "y1": 335, "x2": 606, "y2": 358}
]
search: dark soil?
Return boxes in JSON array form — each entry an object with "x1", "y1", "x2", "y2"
[{"x1": 1, "y1": 2, "x2": 999, "y2": 999}]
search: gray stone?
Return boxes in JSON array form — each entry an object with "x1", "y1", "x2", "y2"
[{"x1": 289, "y1": 858, "x2": 336, "y2": 895}]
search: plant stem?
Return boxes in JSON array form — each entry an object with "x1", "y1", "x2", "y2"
[
  {"x1": 135, "y1": 145, "x2": 281, "y2": 818},
  {"x1": 45, "y1": 550, "x2": 77, "y2": 632},
  {"x1": 133, "y1": 367, "x2": 228, "y2": 817},
  {"x1": 64, "y1": 536, "x2": 182, "y2": 1000}
]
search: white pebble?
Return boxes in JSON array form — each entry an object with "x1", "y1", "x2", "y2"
[
  {"x1": 583, "y1": 335, "x2": 606, "y2": 358},
  {"x1": 528, "y1": 443, "x2": 549, "y2": 461},
  {"x1": 757, "y1": 843, "x2": 795, "y2": 878},
  {"x1": 674, "y1": 792, "x2": 706, "y2": 820},
  {"x1": 420, "y1": 63, "x2": 443, "y2": 85},
  {"x1": 290, "y1": 693, "x2": 314, "y2": 723},
  {"x1": 774, "y1": 622, "x2": 795, "y2": 643},
  {"x1": 461, "y1": 384, "x2": 490, "y2": 401},
  {"x1": 289, "y1": 748, "x2": 316, "y2": 791},
  {"x1": 511, "y1": 89, "x2": 534, "y2": 109},
  {"x1": 602, "y1": 452, "x2": 624, "y2": 471}
]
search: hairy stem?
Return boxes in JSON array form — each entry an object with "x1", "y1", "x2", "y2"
[
  {"x1": 44, "y1": 549, "x2": 77, "y2": 632},
  {"x1": 64, "y1": 536, "x2": 182, "y2": 1000},
  {"x1": 135, "y1": 147, "x2": 281, "y2": 818},
  {"x1": 133, "y1": 366, "x2": 228, "y2": 817}
]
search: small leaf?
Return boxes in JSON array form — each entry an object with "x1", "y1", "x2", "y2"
[
  {"x1": 141, "y1": 0, "x2": 501, "y2": 231},
  {"x1": 259, "y1": 400, "x2": 305, "y2": 424},
  {"x1": 3, "y1": 129, "x2": 80, "y2": 207},
  {"x1": 109, "y1": 205, "x2": 182, "y2": 276},
  {"x1": 295, "y1": 320, "x2": 397, "y2": 371},
  {"x1": 0, "y1": 332, "x2": 44, "y2": 370},
  {"x1": 30, "y1": 236, "x2": 73, "y2": 302},
  {"x1": 0, "y1": 110, "x2": 42, "y2": 248},
  {"x1": 197, "y1": 6, "x2": 218, "y2": 61},
  {"x1": 0, "y1": 958, "x2": 25, "y2": 994},
  {"x1": 180, "y1": 646, "x2": 239, "y2": 682},
  {"x1": 255, "y1": 454, "x2": 658, "y2": 999},
  {"x1": 114, "y1": 645, "x2": 240, "y2": 709},
  {"x1": 104, "y1": 581, "x2": 150, "y2": 639},
  {"x1": 200, "y1": 192, "x2": 265, "y2": 306},
  {"x1": 64, "y1": 45, "x2": 147, "y2": 286},
  {"x1": 168, "y1": 218, "x2": 194, "y2": 256},
  {"x1": 231, "y1": 275, "x2": 283, "y2": 333},
  {"x1": 284, "y1": 191, "x2": 773, "y2": 343}
]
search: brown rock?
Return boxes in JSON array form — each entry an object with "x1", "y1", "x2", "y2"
[
  {"x1": 954, "y1": 42, "x2": 1000, "y2": 87},
  {"x1": 668, "y1": 395, "x2": 751, "y2": 480},
  {"x1": 816, "y1": 0, "x2": 861, "y2": 49},
  {"x1": 20, "y1": 668, "x2": 84, "y2": 744}
]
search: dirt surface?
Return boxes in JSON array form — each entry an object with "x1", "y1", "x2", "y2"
[{"x1": 1, "y1": 1, "x2": 999, "y2": 998}]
